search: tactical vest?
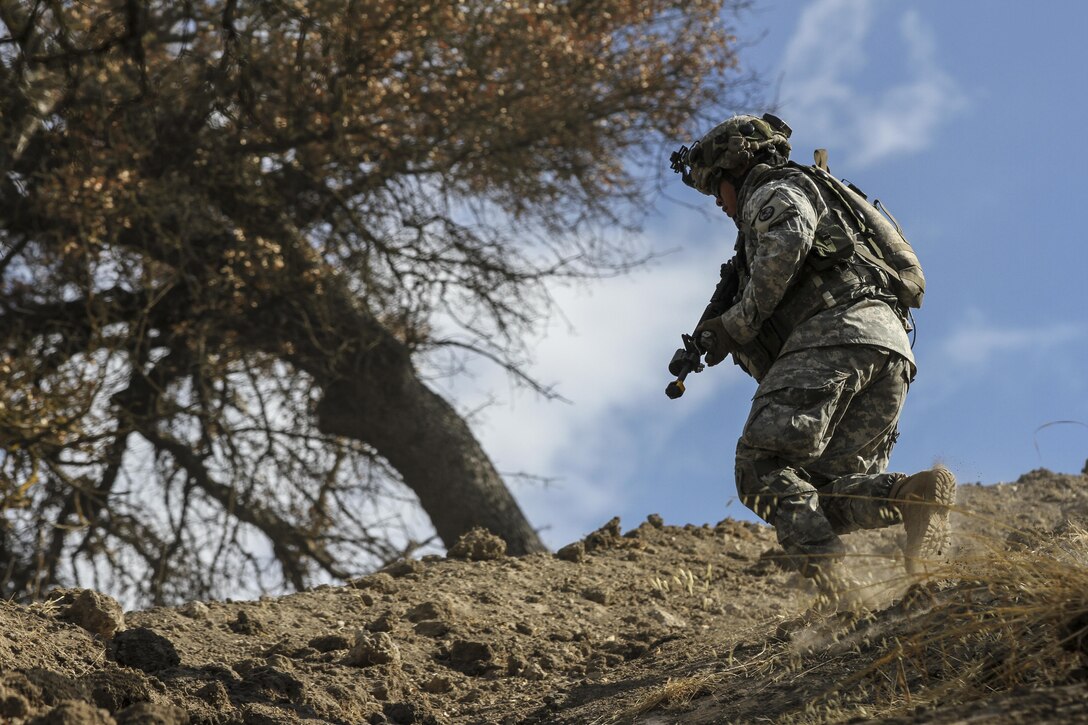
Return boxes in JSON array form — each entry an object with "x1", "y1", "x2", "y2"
[{"x1": 728, "y1": 164, "x2": 914, "y2": 380}]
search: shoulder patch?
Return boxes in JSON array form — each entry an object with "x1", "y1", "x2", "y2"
[{"x1": 745, "y1": 182, "x2": 816, "y2": 235}]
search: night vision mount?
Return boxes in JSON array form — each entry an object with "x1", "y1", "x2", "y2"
[
  {"x1": 669, "y1": 144, "x2": 695, "y2": 189},
  {"x1": 761, "y1": 112, "x2": 792, "y2": 137}
]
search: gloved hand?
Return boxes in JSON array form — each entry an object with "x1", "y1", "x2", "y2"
[{"x1": 693, "y1": 314, "x2": 736, "y2": 366}]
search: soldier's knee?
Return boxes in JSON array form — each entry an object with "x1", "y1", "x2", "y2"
[
  {"x1": 735, "y1": 458, "x2": 812, "y2": 525},
  {"x1": 735, "y1": 458, "x2": 772, "y2": 522},
  {"x1": 735, "y1": 458, "x2": 761, "y2": 499}
]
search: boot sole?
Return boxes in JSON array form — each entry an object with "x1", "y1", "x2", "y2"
[{"x1": 903, "y1": 467, "x2": 956, "y2": 575}]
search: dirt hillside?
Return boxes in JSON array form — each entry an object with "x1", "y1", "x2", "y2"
[{"x1": 2, "y1": 468, "x2": 1087, "y2": 724}]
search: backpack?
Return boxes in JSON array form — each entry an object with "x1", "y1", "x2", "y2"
[{"x1": 790, "y1": 153, "x2": 925, "y2": 310}]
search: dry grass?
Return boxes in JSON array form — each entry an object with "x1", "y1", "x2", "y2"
[
  {"x1": 809, "y1": 520, "x2": 1088, "y2": 722},
  {"x1": 624, "y1": 506, "x2": 1088, "y2": 724},
  {"x1": 596, "y1": 672, "x2": 718, "y2": 724},
  {"x1": 648, "y1": 563, "x2": 718, "y2": 611},
  {"x1": 596, "y1": 641, "x2": 789, "y2": 725},
  {"x1": 30, "y1": 593, "x2": 64, "y2": 618}
]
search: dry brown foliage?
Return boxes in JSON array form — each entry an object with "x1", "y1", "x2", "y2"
[{"x1": 0, "y1": 0, "x2": 753, "y2": 604}]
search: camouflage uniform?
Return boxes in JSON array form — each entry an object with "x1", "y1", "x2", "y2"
[{"x1": 721, "y1": 164, "x2": 916, "y2": 567}]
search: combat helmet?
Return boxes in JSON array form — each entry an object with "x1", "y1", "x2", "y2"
[{"x1": 671, "y1": 113, "x2": 793, "y2": 196}]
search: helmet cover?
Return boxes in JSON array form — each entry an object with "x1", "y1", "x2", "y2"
[{"x1": 681, "y1": 114, "x2": 792, "y2": 195}]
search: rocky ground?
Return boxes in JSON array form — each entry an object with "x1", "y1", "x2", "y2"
[{"x1": 2, "y1": 468, "x2": 1087, "y2": 724}]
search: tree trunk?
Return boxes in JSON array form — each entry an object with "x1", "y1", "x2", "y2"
[
  {"x1": 248, "y1": 276, "x2": 547, "y2": 557},
  {"x1": 315, "y1": 368, "x2": 546, "y2": 557}
]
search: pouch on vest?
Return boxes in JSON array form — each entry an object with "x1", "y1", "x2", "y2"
[
  {"x1": 809, "y1": 208, "x2": 857, "y2": 272},
  {"x1": 790, "y1": 158, "x2": 925, "y2": 309}
]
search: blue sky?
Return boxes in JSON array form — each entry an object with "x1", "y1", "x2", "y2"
[{"x1": 444, "y1": 0, "x2": 1088, "y2": 549}]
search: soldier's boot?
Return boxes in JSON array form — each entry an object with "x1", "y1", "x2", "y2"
[{"x1": 891, "y1": 466, "x2": 956, "y2": 575}]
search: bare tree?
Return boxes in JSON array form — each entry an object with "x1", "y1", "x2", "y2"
[{"x1": 0, "y1": 0, "x2": 751, "y2": 604}]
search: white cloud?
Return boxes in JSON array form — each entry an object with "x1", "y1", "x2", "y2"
[
  {"x1": 779, "y1": 1, "x2": 967, "y2": 167},
  {"x1": 907, "y1": 311, "x2": 1085, "y2": 419},
  {"x1": 936, "y1": 318, "x2": 1083, "y2": 369},
  {"x1": 781, "y1": 0, "x2": 872, "y2": 105},
  {"x1": 432, "y1": 238, "x2": 746, "y2": 546}
]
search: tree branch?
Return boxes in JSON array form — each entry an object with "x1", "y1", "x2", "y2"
[{"x1": 137, "y1": 426, "x2": 353, "y2": 585}]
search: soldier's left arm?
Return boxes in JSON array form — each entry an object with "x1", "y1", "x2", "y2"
[{"x1": 718, "y1": 183, "x2": 818, "y2": 344}]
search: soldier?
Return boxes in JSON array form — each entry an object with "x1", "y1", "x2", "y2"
[{"x1": 673, "y1": 114, "x2": 955, "y2": 595}]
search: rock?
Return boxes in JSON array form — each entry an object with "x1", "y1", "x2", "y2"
[
  {"x1": 555, "y1": 541, "x2": 586, "y2": 563},
  {"x1": 241, "y1": 666, "x2": 304, "y2": 703},
  {"x1": 231, "y1": 658, "x2": 262, "y2": 676},
  {"x1": 227, "y1": 610, "x2": 264, "y2": 635},
  {"x1": 505, "y1": 652, "x2": 527, "y2": 676},
  {"x1": 192, "y1": 681, "x2": 231, "y2": 710},
  {"x1": 447, "y1": 640, "x2": 494, "y2": 676},
  {"x1": 382, "y1": 701, "x2": 418, "y2": 724},
  {"x1": 371, "y1": 680, "x2": 394, "y2": 701},
  {"x1": 29, "y1": 699, "x2": 116, "y2": 725},
  {"x1": 413, "y1": 620, "x2": 449, "y2": 638},
  {"x1": 646, "y1": 513, "x2": 665, "y2": 528},
  {"x1": 380, "y1": 560, "x2": 423, "y2": 578},
  {"x1": 648, "y1": 607, "x2": 686, "y2": 628},
  {"x1": 239, "y1": 701, "x2": 296, "y2": 724},
  {"x1": 345, "y1": 631, "x2": 401, "y2": 667},
  {"x1": 582, "y1": 587, "x2": 610, "y2": 605},
  {"x1": 80, "y1": 669, "x2": 158, "y2": 712},
  {"x1": 351, "y1": 573, "x2": 398, "y2": 594},
  {"x1": 114, "y1": 702, "x2": 190, "y2": 725},
  {"x1": 21, "y1": 670, "x2": 87, "y2": 706},
  {"x1": 717, "y1": 519, "x2": 757, "y2": 541},
  {"x1": 446, "y1": 528, "x2": 506, "y2": 561},
  {"x1": 406, "y1": 601, "x2": 450, "y2": 623},
  {"x1": 108, "y1": 628, "x2": 181, "y2": 673},
  {"x1": 52, "y1": 589, "x2": 125, "y2": 639},
  {"x1": 523, "y1": 662, "x2": 547, "y2": 681},
  {"x1": 308, "y1": 634, "x2": 352, "y2": 653},
  {"x1": 178, "y1": 601, "x2": 210, "y2": 620},
  {"x1": 265, "y1": 654, "x2": 292, "y2": 670},
  {"x1": 0, "y1": 688, "x2": 30, "y2": 719},
  {"x1": 422, "y1": 675, "x2": 453, "y2": 694},
  {"x1": 367, "y1": 611, "x2": 398, "y2": 633},
  {"x1": 0, "y1": 673, "x2": 41, "y2": 717},
  {"x1": 584, "y1": 517, "x2": 623, "y2": 552}
]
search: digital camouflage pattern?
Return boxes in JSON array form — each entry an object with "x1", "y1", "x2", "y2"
[
  {"x1": 714, "y1": 163, "x2": 919, "y2": 570},
  {"x1": 721, "y1": 165, "x2": 915, "y2": 378},
  {"x1": 735, "y1": 345, "x2": 910, "y2": 566}
]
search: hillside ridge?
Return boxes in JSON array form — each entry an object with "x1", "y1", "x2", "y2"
[{"x1": 1, "y1": 469, "x2": 1087, "y2": 724}]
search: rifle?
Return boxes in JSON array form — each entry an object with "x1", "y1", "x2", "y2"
[{"x1": 665, "y1": 259, "x2": 740, "y2": 399}]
